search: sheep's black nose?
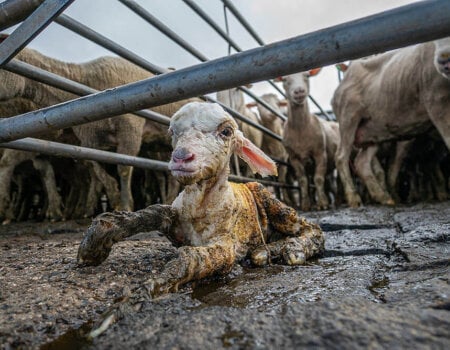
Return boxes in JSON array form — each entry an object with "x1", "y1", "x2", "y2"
[{"x1": 172, "y1": 147, "x2": 195, "y2": 163}]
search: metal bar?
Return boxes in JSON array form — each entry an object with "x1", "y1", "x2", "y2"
[
  {"x1": 308, "y1": 95, "x2": 333, "y2": 121},
  {"x1": 0, "y1": 0, "x2": 74, "y2": 66},
  {"x1": 0, "y1": 137, "x2": 169, "y2": 171},
  {"x1": 4, "y1": 59, "x2": 171, "y2": 126},
  {"x1": 182, "y1": 0, "x2": 242, "y2": 52},
  {"x1": 0, "y1": 0, "x2": 43, "y2": 31},
  {"x1": 182, "y1": 0, "x2": 287, "y2": 121},
  {"x1": 0, "y1": 0, "x2": 449, "y2": 142},
  {"x1": 53, "y1": 12, "x2": 278, "y2": 140},
  {"x1": 118, "y1": 0, "x2": 208, "y2": 62},
  {"x1": 238, "y1": 86, "x2": 287, "y2": 122},
  {"x1": 0, "y1": 138, "x2": 295, "y2": 188},
  {"x1": 220, "y1": 0, "x2": 265, "y2": 46},
  {"x1": 55, "y1": 14, "x2": 168, "y2": 75}
]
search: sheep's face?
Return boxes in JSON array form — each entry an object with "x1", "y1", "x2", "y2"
[
  {"x1": 169, "y1": 102, "x2": 278, "y2": 185},
  {"x1": 282, "y1": 73, "x2": 310, "y2": 105},
  {"x1": 257, "y1": 93, "x2": 282, "y2": 124},
  {"x1": 168, "y1": 102, "x2": 238, "y2": 185},
  {"x1": 434, "y1": 37, "x2": 450, "y2": 80}
]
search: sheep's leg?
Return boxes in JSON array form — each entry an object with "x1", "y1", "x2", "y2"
[
  {"x1": 0, "y1": 150, "x2": 33, "y2": 222},
  {"x1": 251, "y1": 223, "x2": 324, "y2": 266},
  {"x1": 77, "y1": 204, "x2": 177, "y2": 266},
  {"x1": 430, "y1": 163, "x2": 448, "y2": 201},
  {"x1": 387, "y1": 140, "x2": 412, "y2": 201},
  {"x1": 32, "y1": 158, "x2": 64, "y2": 222},
  {"x1": 246, "y1": 182, "x2": 324, "y2": 266},
  {"x1": 290, "y1": 158, "x2": 310, "y2": 211},
  {"x1": 354, "y1": 146, "x2": 394, "y2": 205},
  {"x1": 118, "y1": 164, "x2": 134, "y2": 211},
  {"x1": 144, "y1": 239, "x2": 236, "y2": 297},
  {"x1": 90, "y1": 161, "x2": 121, "y2": 211},
  {"x1": 312, "y1": 151, "x2": 329, "y2": 210},
  {"x1": 335, "y1": 113, "x2": 362, "y2": 208}
]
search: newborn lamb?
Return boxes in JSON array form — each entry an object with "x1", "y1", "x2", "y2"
[{"x1": 77, "y1": 102, "x2": 324, "y2": 296}]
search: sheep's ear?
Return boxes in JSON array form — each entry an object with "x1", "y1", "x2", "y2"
[
  {"x1": 273, "y1": 76, "x2": 284, "y2": 82},
  {"x1": 336, "y1": 63, "x2": 348, "y2": 72},
  {"x1": 234, "y1": 131, "x2": 278, "y2": 177},
  {"x1": 246, "y1": 102, "x2": 257, "y2": 109},
  {"x1": 309, "y1": 68, "x2": 322, "y2": 76},
  {"x1": 278, "y1": 99, "x2": 288, "y2": 107}
]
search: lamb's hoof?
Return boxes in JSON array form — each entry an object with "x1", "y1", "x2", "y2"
[
  {"x1": 283, "y1": 250, "x2": 306, "y2": 265},
  {"x1": 251, "y1": 248, "x2": 269, "y2": 266},
  {"x1": 383, "y1": 198, "x2": 395, "y2": 206},
  {"x1": 348, "y1": 194, "x2": 362, "y2": 208}
]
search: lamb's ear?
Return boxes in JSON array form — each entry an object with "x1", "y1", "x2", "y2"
[{"x1": 234, "y1": 130, "x2": 278, "y2": 177}]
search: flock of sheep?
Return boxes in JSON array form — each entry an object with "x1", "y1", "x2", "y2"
[{"x1": 0, "y1": 35, "x2": 449, "y2": 224}]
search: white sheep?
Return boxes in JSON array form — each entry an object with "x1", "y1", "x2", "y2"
[
  {"x1": 77, "y1": 102, "x2": 324, "y2": 296},
  {"x1": 279, "y1": 69, "x2": 340, "y2": 211}
]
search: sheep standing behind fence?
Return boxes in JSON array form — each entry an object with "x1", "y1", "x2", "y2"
[
  {"x1": 279, "y1": 69, "x2": 340, "y2": 211},
  {"x1": 332, "y1": 37, "x2": 450, "y2": 207},
  {"x1": 0, "y1": 45, "x2": 199, "y2": 222}
]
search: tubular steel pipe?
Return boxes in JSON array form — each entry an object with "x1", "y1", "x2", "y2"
[
  {"x1": 0, "y1": 137, "x2": 169, "y2": 171},
  {"x1": 0, "y1": 0, "x2": 449, "y2": 143},
  {"x1": 0, "y1": 0, "x2": 43, "y2": 31},
  {"x1": 118, "y1": 0, "x2": 208, "y2": 62},
  {"x1": 0, "y1": 138, "x2": 296, "y2": 188},
  {"x1": 53, "y1": 5, "x2": 281, "y2": 139},
  {"x1": 220, "y1": 0, "x2": 264, "y2": 46},
  {"x1": 182, "y1": 0, "x2": 242, "y2": 52},
  {"x1": 121, "y1": 0, "x2": 286, "y2": 123},
  {"x1": 4, "y1": 59, "x2": 171, "y2": 125},
  {"x1": 182, "y1": 0, "x2": 287, "y2": 121},
  {"x1": 221, "y1": 0, "x2": 334, "y2": 119},
  {"x1": 238, "y1": 86, "x2": 287, "y2": 122},
  {"x1": 55, "y1": 14, "x2": 168, "y2": 75},
  {"x1": 0, "y1": 0, "x2": 74, "y2": 65}
]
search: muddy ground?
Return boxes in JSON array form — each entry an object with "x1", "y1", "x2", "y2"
[{"x1": 0, "y1": 201, "x2": 449, "y2": 349}]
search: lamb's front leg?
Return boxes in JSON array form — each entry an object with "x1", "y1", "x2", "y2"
[
  {"x1": 77, "y1": 204, "x2": 177, "y2": 266},
  {"x1": 246, "y1": 182, "x2": 324, "y2": 266},
  {"x1": 144, "y1": 238, "x2": 236, "y2": 296},
  {"x1": 251, "y1": 219, "x2": 324, "y2": 266}
]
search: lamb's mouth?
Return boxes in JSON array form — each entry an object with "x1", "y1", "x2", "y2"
[{"x1": 169, "y1": 165, "x2": 197, "y2": 178}]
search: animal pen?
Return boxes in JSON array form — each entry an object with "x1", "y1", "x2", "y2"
[{"x1": 0, "y1": 0, "x2": 450, "y2": 208}]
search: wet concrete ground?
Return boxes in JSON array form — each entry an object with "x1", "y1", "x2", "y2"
[{"x1": 0, "y1": 201, "x2": 449, "y2": 349}]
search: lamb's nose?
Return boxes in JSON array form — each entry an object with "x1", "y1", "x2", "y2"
[
  {"x1": 293, "y1": 87, "x2": 306, "y2": 96},
  {"x1": 172, "y1": 147, "x2": 195, "y2": 163}
]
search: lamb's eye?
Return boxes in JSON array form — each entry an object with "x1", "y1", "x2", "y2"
[{"x1": 220, "y1": 127, "x2": 232, "y2": 138}]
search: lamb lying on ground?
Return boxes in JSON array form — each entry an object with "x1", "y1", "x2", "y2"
[{"x1": 77, "y1": 102, "x2": 324, "y2": 296}]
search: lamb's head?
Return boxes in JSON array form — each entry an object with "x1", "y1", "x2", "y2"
[
  {"x1": 434, "y1": 37, "x2": 450, "y2": 80},
  {"x1": 168, "y1": 102, "x2": 277, "y2": 185},
  {"x1": 277, "y1": 68, "x2": 321, "y2": 105}
]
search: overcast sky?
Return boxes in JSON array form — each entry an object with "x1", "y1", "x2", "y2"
[{"x1": 7, "y1": 0, "x2": 417, "y2": 112}]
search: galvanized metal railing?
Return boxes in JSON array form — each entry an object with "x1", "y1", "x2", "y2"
[
  {"x1": 0, "y1": 0, "x2": 449, "y2": 198},
  {"x1": 221, "y1": 0, "x2": 334, "y2": 120},
  {"x1": 1, "y1": 0, "x2": 449, "y2": 144}
]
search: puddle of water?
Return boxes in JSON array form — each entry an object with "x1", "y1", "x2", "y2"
[{"x1": 40, "y1": 321, "x2": 93, "y2": 350}]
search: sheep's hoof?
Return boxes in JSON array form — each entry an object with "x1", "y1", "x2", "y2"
[
  {"x1": 348, "y1": 194, "x2": 362, "y2": 208},
  {"x1": 251, "y1": 248, "x2": 270, "y2": 266},
  {"x1": 283, "y1": 251, "x2": 306, "y2": 265},
  {"x1": 384, "y1": 198, "x2": 395, "y2": 206}
]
